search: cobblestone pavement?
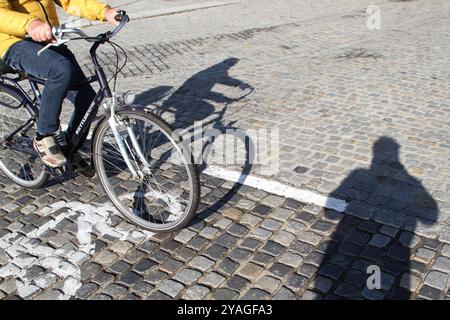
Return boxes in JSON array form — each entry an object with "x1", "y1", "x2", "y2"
[{"x1": 1, "y1": 0, "x2": 450, "y2": 300}]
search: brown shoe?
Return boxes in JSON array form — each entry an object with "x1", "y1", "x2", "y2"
[{"x1": 33, "y1": 136, "x2": 67, "y2": 168}]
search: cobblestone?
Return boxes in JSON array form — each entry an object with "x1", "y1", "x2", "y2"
[{"x1": 424, "y1": 271, "x2": 449, "y2": 290}]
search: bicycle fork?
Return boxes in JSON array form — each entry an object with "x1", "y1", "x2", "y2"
[{"x1": 104, "y1": 97, "x2": 151, "y2": 180}]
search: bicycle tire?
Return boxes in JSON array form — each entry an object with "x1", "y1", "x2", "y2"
[{"x1": 0, "y1": 83, "x2": 49, "y2": 189}]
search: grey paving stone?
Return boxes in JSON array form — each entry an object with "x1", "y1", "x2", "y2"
[
  {"x1": 290, "y1": 241, "x2": 314, "y2": 257},
  {"x1": 343, "y1": 269, "x2": 366, "y2": 288},
  {"x1": 272, "y1": 208, "x2": 294, "y2": 221},
  {"x1": 189, "y1": 256, "x2": 215, "y2": 272},
  {"x1": 144, "y1": 271, "x2": 167, "y2": 285},
  {"x1": 285, "y1": 273, "x2": 308, "y2": 291},
  {"x1": 204, "y1": 245, "x2": 228, "y2": 260},
  {"x1": 119, "y1": 271, "x2": 143, "y2": 286},
  {"x1": 399, "y1": 273, "x2": 422, "y2": 292},
  {"x1": 132, "y1": 281, "x2": 154, "y2": 295},
  {"x1": 199, "y1": 272, "x2": 226, "y2": 288},
  {"x1": 442, "y1": 244, "x2": 450, "y2": 258},
  {"x1": 318, "y1": 264, "x2": 344, "y2": 281},
  {"x1": 218, "y1": 258, "x2": 239, "y2": 276},
  {"x1": 261, "y1": 219, "x2": 283, "y2": 231},
  {"x1": 304, "y1": 251, "x2": 326, "y2": 267},
  {"x1": 175, "y1": 247, "x2": 197, "y2": 262},
  {"x1": 214, "y1": 233, "x2": 238, "y2": 247},
  {"x1": 272, "y1": 231, "x2": 296, "y2": 247},
  {"x1": 300, "y1": 290, "x2": 322, "y2": 300},
  {"x1": 236, "y1": 199, "x2": 256, "y2": 210},
  {"x1": 414, "y1": 247, "x2": 436, "y2": 264},
  {"x1": 252, "y1": 205, "x2": 272, "y2": 216},
  {"x1": 182, "y1": 285, "x2": 210, "y2": 300},
  {"x1": 134, "y1": 259, "x2": 158, "y2": 274},
  {"x1": 158, "y1": 279, "x2": 184, "y2": 298},
  {"x1": 422, "y1": 239, "x2": 441, "y2": 251},
  {"x1": 310, "y1": 220, "x2": 334, "y2": 235},
  {"x1": 108, "y1": 261, "x2": 131, "y2": 274},
  {"x1": 432, "y1": 256, "x2": 450, "y2": 273},
  {"x1": 295, "y1": 211, "x2": 316, "y2": 225},
  {"x1": 298, "y1": 231, "x2": 322, "y2": 246},
  {"x1": 424, "y1": 271, "x2": 449, "y2": 290},
  {"x1": 242, "y1": 288, "x2": 270, "y2": 300},
  {"x1": 418, "y1": 285, "x2": 442, "y2": 300},
  {"x1": 387, "y1": 245, "x2": 410, "y2": 262},
  {"x1": 173, "y1": 268, "x2": 202, "y2": 286},
  {"x1": 284, "y1": 220, "x2": 307, "y2": 234},
  {"x1": 273, "y1": 286, "x2": 295, "y2": 300},
  {"x1": 261, "y1": 195, "x2": 285, "y2": 207},
  {"x1": 227, "y1": 275, "x2": 250, "y2": 291},
  {"x1": 279, "y1": 252, "x2": 304, "y2": 268},
  {"x1": 439, "y1": 227, "x2": 450, "y2": 244},
  {"x1": 102, "y1": 284, "x2": 127, "y2": 298},
  {"x1": 76, "y1": 283, "x2": 99, "y2": 299},
  {"x1": 269, "y1": 263, "x2": 293, "y2": 278},
  {"x1": 260, "y1": 240, "x2": 285, "y2": 256},
  {"x1": 227, "y1": 223, "x2": 249, "y2": 237},
  {"x1": 174, "y1": 229, "x2": 197, "y2": 244},
  {"x1": 256, "y1": 276, "x2": 281, "y2": 293},
  {"x1": 240, "y1": 214, "x2": 262, "y2": 227},
  {"x1": 361, "y1": 287, "x2": 385, "y2": 300},
  {"x1": 148, "y1": 291, "x2": 171, "y2": 300},
  {"x1": 229, "y1": 248, "x2": 252, "y2": 262},
  {"x1": 187, "y1": 236, "x2": 209, "y2": 251},
  {"x1": 334, "y1": 282, "x2": 359, "y2": 299},
  {"x1": 238, "y1": 263, "x2": 264, "y2": 280},
  {"x1": 249, "y1": 227, "x2": 272, "y2": 240},
  {"x1": 210, "y1": 288, "x2": 239, "y2": 300}
]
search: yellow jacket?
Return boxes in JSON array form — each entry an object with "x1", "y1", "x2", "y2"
[{"x1": 0, "y1": 0, "x2": 109, "y2": 59}]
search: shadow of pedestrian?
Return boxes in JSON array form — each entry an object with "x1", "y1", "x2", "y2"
[{"x1": 311, "y1": 137, "x2": 439, "y2": 299}]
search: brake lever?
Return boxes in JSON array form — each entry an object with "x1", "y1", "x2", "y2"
[
  {"x1": 37, "y1": 27, "x2": 70, "y2": 56},
  {"x1": 37, "y1": 39, "x2": 70, "y2": 56}
]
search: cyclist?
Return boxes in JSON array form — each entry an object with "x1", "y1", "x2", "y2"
[{"x1": 0, "y1": 0, "x2": 122, "y2": 174}]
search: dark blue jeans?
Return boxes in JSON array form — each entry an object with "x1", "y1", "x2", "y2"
[{"x1": 4, "y1": 40, "x2": 96, "y2": 138}]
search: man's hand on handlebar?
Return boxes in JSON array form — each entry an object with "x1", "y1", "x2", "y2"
[
  {"x1": 27, "y1": 20, "x2": 55, "y2": 43},
  {"x1": 104, "y1": 8, "x2": 123, "y2": 26}
]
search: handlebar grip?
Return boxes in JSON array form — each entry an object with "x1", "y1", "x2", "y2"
[{"x1": 115, "y1": 10, "x2": 127, "y2": 22}]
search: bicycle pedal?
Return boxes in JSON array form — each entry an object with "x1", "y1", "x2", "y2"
[{"x1": 46, "y1": 165, "x2": 74, "y2": 180}]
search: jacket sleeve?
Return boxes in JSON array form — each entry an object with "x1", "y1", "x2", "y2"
[
  {"x1": 56, "y1": 0, "x2": 109, "y2": 21},
  {"x1": 0, "y1": 0, "x2": 39, "y2": 37}
]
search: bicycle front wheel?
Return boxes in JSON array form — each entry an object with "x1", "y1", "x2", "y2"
[{"x1": 93, "y1": 109, "x2": 200, "y2": 232}]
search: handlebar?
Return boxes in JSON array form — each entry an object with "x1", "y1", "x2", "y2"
[{"x1": 37, "y1": 10, "x2": 129, "y2": 56}]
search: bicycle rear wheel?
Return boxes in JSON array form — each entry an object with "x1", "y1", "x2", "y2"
[
  {"x1": 0, "y1": 84, "x2": 48, "y2": 188},
  {"x1": 93, "y1": 109, "x2": 200, "y2": 232}
]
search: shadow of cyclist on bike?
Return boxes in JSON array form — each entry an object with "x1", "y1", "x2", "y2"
[
  {"x1": 308, "y1": 137, "x2": 439, "y2": 300},
  {"x1": 134, "y1": 58, "x2": 255, "y2": 223}
]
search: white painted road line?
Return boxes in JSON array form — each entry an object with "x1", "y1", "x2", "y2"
[{"x1": 203, "y1": 165, "x2": 348, "y2": 213}]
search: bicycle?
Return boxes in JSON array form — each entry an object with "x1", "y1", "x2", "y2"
[{"x1": 0, "y1": 11, "x2": 200, "y2": 233}]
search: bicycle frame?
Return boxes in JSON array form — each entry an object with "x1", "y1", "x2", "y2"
[{"x1": 0, "y1": 17, "x2": 147, "y2": 178}]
